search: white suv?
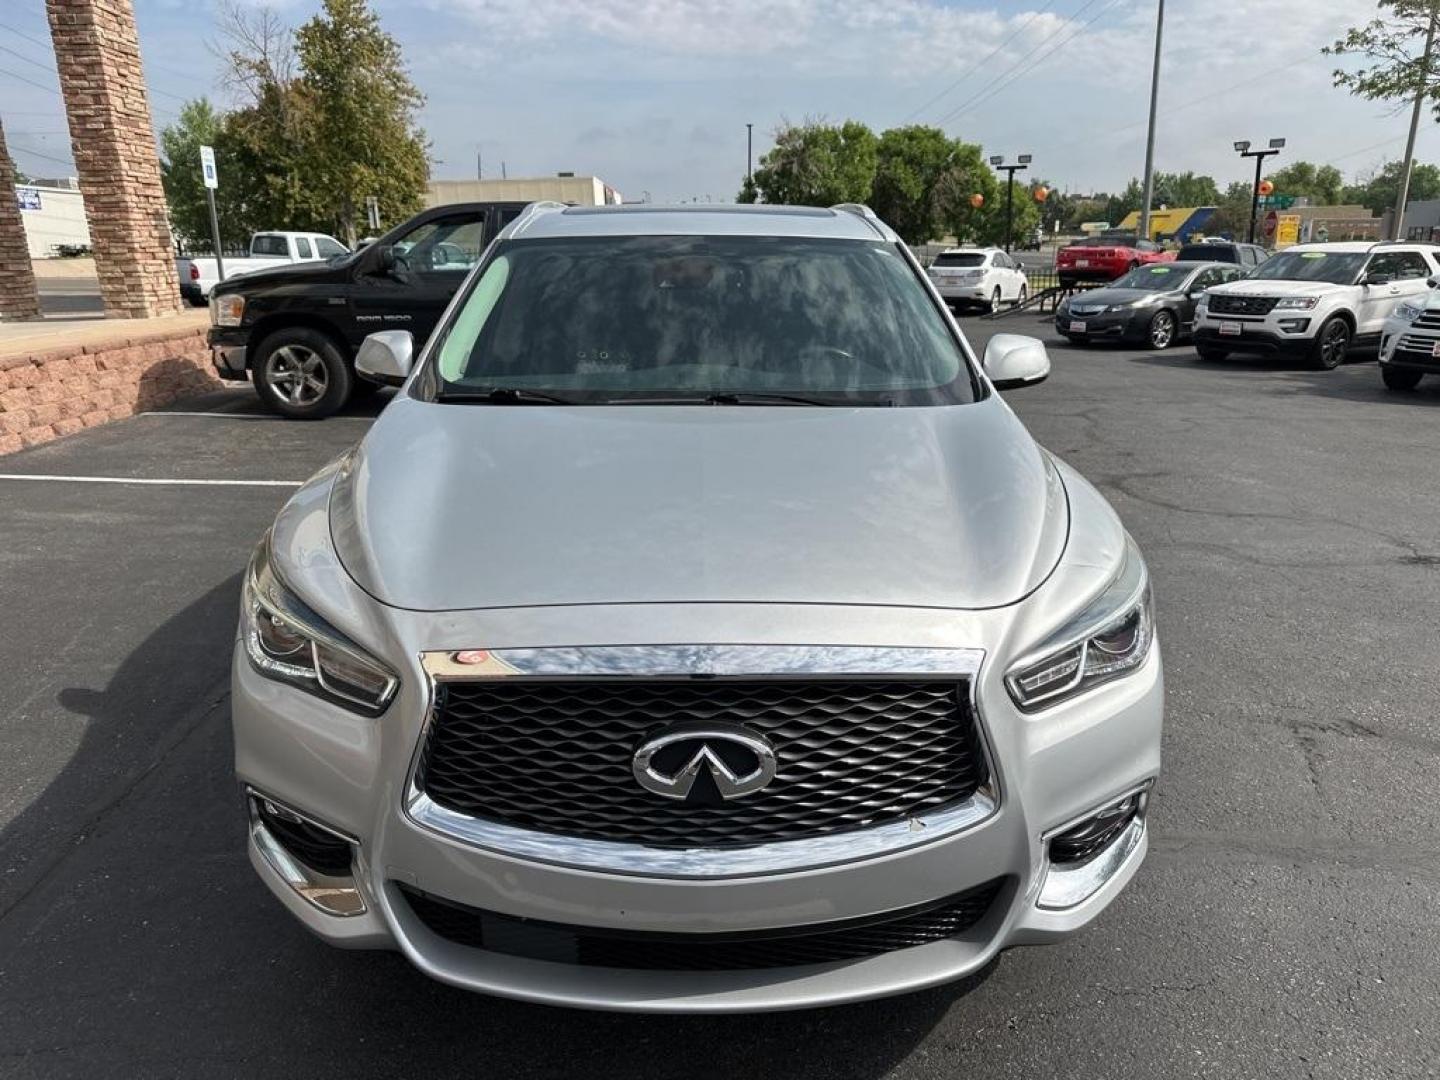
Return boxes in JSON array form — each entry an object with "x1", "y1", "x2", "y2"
[
  {"x1": 1192, "y1": 242, "x2": 1439, "y2": 369},
  {"x1": 1378, "y1": 286, "x2": 1440, "y2": 391},
  {"x1": 927, "y1": 247, "x2": 1029, "y2": 313}
]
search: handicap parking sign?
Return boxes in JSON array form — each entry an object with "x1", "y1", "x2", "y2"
[{"x1": 17, "y1": 187, "x2": 41, "y2": 211}]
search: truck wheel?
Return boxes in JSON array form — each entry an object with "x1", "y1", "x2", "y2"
[
  {"x1": 1310, "y1": 316, "x2": 1351, "y2": 370},
  {"x1": 253, "y1": 327, "x2": 352, "y2": 419},
  {"x1": 1381, "y1": 366, "x2": 1423, "y2": 392}
]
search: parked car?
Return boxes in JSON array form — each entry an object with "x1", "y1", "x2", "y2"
[
  {"x1": 1192, "y1": 242, "x2": 1440, "y2": 369},
  {"x1": 1377, "y1": 283, "x2": 1440, "y2": 390},
  {"x1": 1175, "y1": 240, "x2": 1269, "y2": 270},
  {"x1": 1056, "y1": 261, "x2": 1245, "y2": 349},
  {"x1": 177, "y1": 231, "x2": 349, "y2": 306},
  {"x1": 927, "y1": 247, "x2": 1029, "y2": 312},
  {"x1": 1056, "y1": 231, "x2": 1174, "y2": 287},
  {"x1": 206, "y1": 202, "x2": 529, "y2": 417},
  {"x1": 233, "y1": 202, "x2": 1163, "y2": 1011}
]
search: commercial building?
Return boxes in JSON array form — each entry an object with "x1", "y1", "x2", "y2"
[
  {"x1": 13, "y1": 180, "x2": 91, "y2": 258},
  {"x1": 1383, "y1": 199, "x2": 1440, "y2": 243},
  {"x1": 426, "y1": 174, "x2": 622, "y2": 209},
  {"x1": 1116, "y1": 207, "x2": 1215, "y2": 242}
]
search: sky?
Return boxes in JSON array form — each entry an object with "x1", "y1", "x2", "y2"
[{"x1": 0, "y1": 0, "x2": 1427, "y2": 204}]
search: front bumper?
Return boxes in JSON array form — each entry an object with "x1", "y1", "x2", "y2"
[
  {"x1": 1055, "y1": 308, "x2": 1148, "y2": 341},
  {"x1": 234, "y1": 622, "x2": 1162, "y2": 1012},
  {"x1": 1193, "y1": 321, "x2": 1314, "y2": 356},
  {"x1": 208, "y1": 326, "x2": 250, "y2": 379},
  {"x1": 1380, "y1": 323, "x2": 1440, "y2": 372}
]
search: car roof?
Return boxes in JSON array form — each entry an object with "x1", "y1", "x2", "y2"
[
  {"x1": 508, "y1": 202, "x2": 899, "y2": 242},
  {"x1": 1282, "y1": 241, "x2": 1412, "y2": 254},
  {"x1": 940, "y1": 247, "x2": 999, "y2": 254}
]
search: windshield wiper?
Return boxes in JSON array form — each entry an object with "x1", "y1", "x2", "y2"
[
  {"x1": 704, "y1": 391, "x2": 841, "y2": 407},
  {"x1": 436, "y1": 387, "x2": 578, "y2": 405}
]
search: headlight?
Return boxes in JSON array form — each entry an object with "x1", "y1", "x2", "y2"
[
  {"x1": 1273, "y1": 296, "x2": 1318, "y2": 310},
  {"x1": 1006, "y1": 539, "x2": 1154, "y2": 711},
  {"x1": 242, "y1": 536, "x2": 399, "y2": 714},
  {"x1": 1393, "y1": 300, "x2": 1426, "y2": 323},
  {"x1": 213, "y1": 292, "x2": 246, "y2": 326}
]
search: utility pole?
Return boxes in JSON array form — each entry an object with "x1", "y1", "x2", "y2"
[
  {"x1": 476, "y1": 146, "x2": 482, "y2": 180},
  {"x1": 990, "y1": 154, "x2": 1031, "y2": 253},
  {"x1": 1235, "y1": 138, "x2": 1285, "y2": 244},
  {"x1": 1393, "y1": 1, "x2": 1439, "y2": 240},
  {"x1": 746, "y1": 123, "x2": 754, "y2": 184},
  {"x1": 1138, "y1": 0, "x2": 1165, "y2": 243}
]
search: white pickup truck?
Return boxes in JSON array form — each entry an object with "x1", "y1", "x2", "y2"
[{"x1": 177, "y1": 231, "x2": 349, "y2": 306}]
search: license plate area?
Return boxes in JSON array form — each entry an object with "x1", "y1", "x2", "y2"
[
  {"x1": 1219, "y1": 322, "x2": 1243, "y2": 336},
  {"x1": 1069, "y1": 320, "x2": 1087, "y2": 333}
]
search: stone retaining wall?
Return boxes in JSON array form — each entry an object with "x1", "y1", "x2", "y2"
[{"x1": 0, "y1": 327, "x2": 219, "y2": 455}]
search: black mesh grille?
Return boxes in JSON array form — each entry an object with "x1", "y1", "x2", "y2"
[
  {"x1": 253, "y1": 799, "x2": 353, "y2": 876},
  {"x1": 1049, "y1": 795, "x2": 1141, "y2": 865},
  {"x1": 1207, "y1": 294, "x2": 1278, "y2": 316},
  {"x1": 398, "y1": 878, "x2": 1004, "y2": 971},
  {"x1": 416, "y1": 679, "x2": 988, "y2": 848}
]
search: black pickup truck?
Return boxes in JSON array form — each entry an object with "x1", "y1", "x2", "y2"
[{"x1": 207, "y1": 201, "x2": 529, "y2": 418}]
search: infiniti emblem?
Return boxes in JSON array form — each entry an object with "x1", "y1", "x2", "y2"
[{"x1": 632, "y1": 724, "x2": 777, "y2": 804}]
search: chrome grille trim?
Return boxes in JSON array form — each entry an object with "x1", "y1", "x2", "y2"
[{"x1": 403, "y1": 645, "x2": 998, "y2": 879}]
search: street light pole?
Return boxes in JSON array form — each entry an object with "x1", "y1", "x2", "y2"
[
  {"x1": 1234, "y1": 138, "x2": 1285, "y2": 244},
  {"x1": 746, "y1": 123, "x2": 754, "y2": 185},
  {"x1": 1393, "y1": 2, "x2": 1439, "y2": 240},
  {"x1": 990, "y1": 154, "x2": 1031, "y2": 253},
  {"x1": 1138, "y1": 0, "x2": 1165, "y2": 243}
]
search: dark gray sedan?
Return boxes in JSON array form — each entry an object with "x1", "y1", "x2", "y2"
[{"x1": 1056, "y1": 261, "x2": 1245, "y2": 349}]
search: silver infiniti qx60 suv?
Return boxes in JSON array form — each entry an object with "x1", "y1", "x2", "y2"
[{"x1": 234, "y1": 202, "x2": 1163, "y2": 1011}]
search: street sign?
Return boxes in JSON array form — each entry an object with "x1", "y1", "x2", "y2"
[
  {"x1": 1258, "y1": 194, "x2": 1297, "y2": 210},
  {"x1": 200, "y1": 145, "x2": 218, "y2": 189},
  {"x1": 16, "y1": 187, "x2": 41, "y2": 210},
  {"x1": 1276, "y1": 214, "x2": 1301, "y2": 248},
  {"x1": 1263, "y1": 209, "x2": 1279, "y2": 238}
]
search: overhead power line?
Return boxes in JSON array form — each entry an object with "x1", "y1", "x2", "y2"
[{"x1": 903, "y1": 0, "x2": 1061, "y2": 123}]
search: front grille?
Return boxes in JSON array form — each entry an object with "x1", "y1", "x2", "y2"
[
  {"x1": 398, "y1": 878, "x2": 1005, "y2": 970},
  {"x1": 1208, "y1": 294, "x2": 1278, "y2": 317},
  {"x1": 1398, "y1": 334, "x2": 1440, "y2": 357},
  {"x1": 416, "y1": 679, "x2": 989, "y2": 848},
  {"x1": 1413, "y1": 313, "x2": 1440, "y2": 331}
]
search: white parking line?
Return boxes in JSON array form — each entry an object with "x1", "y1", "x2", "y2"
[{"x1": 0, "y1": 474, "x2": 302, "y2": 487}]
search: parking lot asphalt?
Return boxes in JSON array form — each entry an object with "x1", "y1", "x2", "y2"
[{"x1": 3, "y1": 316, "x2": 1439, "y2": 1080}]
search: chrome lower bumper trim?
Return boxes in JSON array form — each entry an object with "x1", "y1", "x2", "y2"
[
  {"x1": 1036, "y1": 784, "x2": 1151, "y2": 910},
  {"x1": 407, "y1": 787, "x2": 999, "y2": 880},
  {"x1": 246, "y1": 790, "x2": 367, "y2": 917}
]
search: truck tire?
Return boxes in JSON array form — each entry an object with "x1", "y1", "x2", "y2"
[
  {"x1": 1309, "y1": 316, "x2": 1351, "y2": 371},
  {"x1": 253, "y1": 327, "x2": 352, "y2": 419}
]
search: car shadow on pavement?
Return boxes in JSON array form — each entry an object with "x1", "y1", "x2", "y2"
[
  {"x1": 0, "y1": 573, "x2": 991, "y2": 1078},
  {"x1": 1123, "y1": 350, "x2": 1440, "y2": 408}
]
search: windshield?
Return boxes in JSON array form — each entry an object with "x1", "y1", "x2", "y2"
[
  {"x1": 1248, "y1": 251, "x2": 1366, "y2": 285},
  {"x1": 1177, "y1": 245, "x2": 1236, "y2": 263},
  {"x1": 425, "y1": 235, "x2": 977, "y2": 406},
  {"x1": 1111, "y1": 264, "x2": 1191, "y2": 291},
  {"x1": 932, "y1": 252, "x2": 986, "y2": 267}
]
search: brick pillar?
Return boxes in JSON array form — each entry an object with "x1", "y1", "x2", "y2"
[
  {"x1": 0, "y1": 120, "x2": 43, "y2": 321},
  {"x1": 47, "y1": 0, "x2": 179, "y2": 319}
]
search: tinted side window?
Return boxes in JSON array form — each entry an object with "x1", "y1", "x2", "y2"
[
  {"x1": 295, "y1": 237, "x2": 313, "y2": 259},
  {"x1": 315, "y1": 237, "x2": 346, "y2": 257},
  {"x1": 1392, "y1": 252, "x2": 1430, "y2": 280},
  {"x1": 252, "y1": 234, "x2": 289, "y2": 256}
]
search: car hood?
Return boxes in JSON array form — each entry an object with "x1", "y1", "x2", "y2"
[
  {"x1": 329, "y1": 394, "x2": 1069, "y2": 612},
  {"x1": 1070, "y1": 287, "x2": 1175, "y2": 306},
  {"x1": 1207, "y1": 278, "x2": 1349, "y2": 297},
  {"x1": 214, "y1": 257, "x2": 351, "y2": 294}
]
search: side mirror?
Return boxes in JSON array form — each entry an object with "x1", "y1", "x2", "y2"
[
  {"x1": 376, "y1": 245, "x2": 413, "y2": 281},
  {"x1": 1363, "y1": 272, "x2": 1392, "y2": 287},
  {"x1": 983, "y1": 333, "x2": 1050, "y2": 390},
  {"x1": 1427, "y1": 276, "x2": 1440, "y2": 289},
  {"x1": 355, "y1": 330, "x2": 414, "y2": 386},
  {"x1": 1188, "y1": 289, "x2": 1206, "y2": 299}
]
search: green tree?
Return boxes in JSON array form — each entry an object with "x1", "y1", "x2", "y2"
[
  {"x1": 933, "y1": 142, "x2": 998, "y2": 244},
  {"x1": 159, "y1": 98, "x2": 256, "y2": 251},
  {"x1": 1342, "y1": 158, "x2": 1440, "y2": 214},
  {"x1": 294, "y1": 0, "x2": 429, "y2": 244},
  {"x1": 1205, "y1": 180, "x2": 1260, "y2": 239},
  {"x1": 1151, "y1": 170, "x2": 1220, "y2": 207},
  {"x1": 744, "y1": 119, "x2": 879, "y2": 206},
  {"x1": 1264, "y1": 161, "x2": 1344, "y2": 205},
  {"x1": 869, "y1": 125, "x2": 960, "y2": 244},
  {"x1": 1326, "y1": 2, "x2": 1440, "y2": 118},
  {"x1": 1105, "y1": 179, "x2": 1145, "y2": 226},
  {"x1": 1063, "y1": 196, "x2": 1111, "y2": 231}
]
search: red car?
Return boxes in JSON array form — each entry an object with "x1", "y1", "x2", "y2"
[{"x1": 1057, "y1": 232, "x2": 1175, "y2": 287}]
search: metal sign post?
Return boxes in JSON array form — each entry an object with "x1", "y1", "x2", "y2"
[
  {"x1": 200, "y1": 145, "x2": 224, "y2": 281},
  {"x1": 366, "y1": 196, "x2": 381, "y2": 232}
]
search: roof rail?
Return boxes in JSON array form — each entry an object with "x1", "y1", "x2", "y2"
[
  {"x1": 829, "y1": 203, "x2": 889, "y2": 238},
  {"x1": 509, "y1": 200, "x2": 569, "y2": 237}
]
